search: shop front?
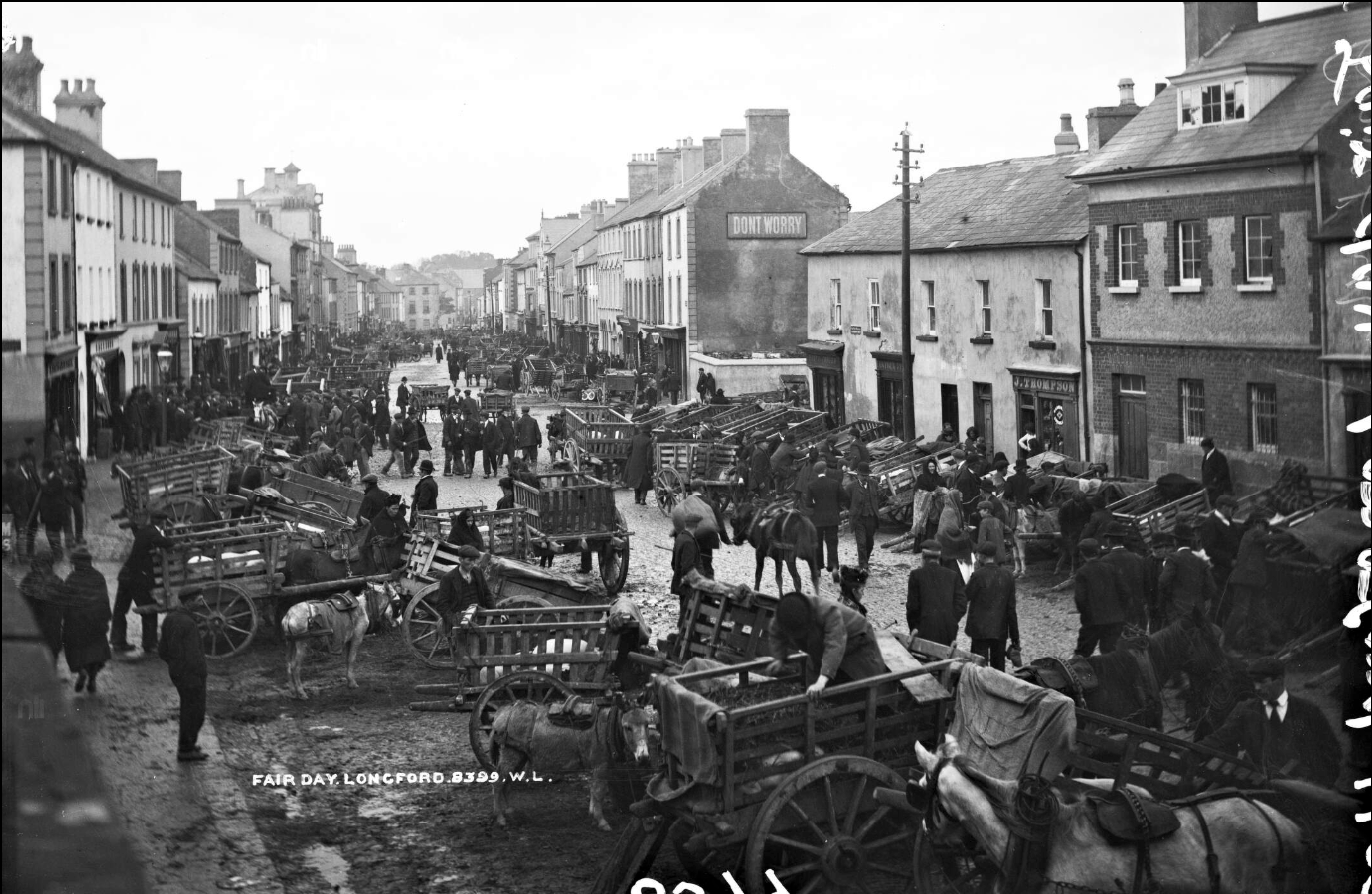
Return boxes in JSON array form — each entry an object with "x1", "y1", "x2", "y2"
[
  {"x1": 870, "y1": 351, "x2": 906, "y2": 438},
  {"x1": 45, "y1": 347, "x2": 79, "y2": 451},
  {"x1": 1010, "y1": 366, "x2": 1081, "y2": 459},
  {"x1": 800, "y1": 340, "x2": 845, "y2": 424},
  {"x1": 87, "y1": 331, "x2": 125, "y2": 458},
  {"x1": 655, "y1": 326, "x2": 686, "y2": 387},
  {"x1": 616, "y1": 315, "x2": 640, "y2": 366}
]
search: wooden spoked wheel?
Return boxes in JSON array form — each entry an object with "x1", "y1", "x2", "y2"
[
  {"x1": 468, "y1": 670, "x2": 574, "y2": 772},
  {"x1": 599, "y1": 510, "x2": 631, "y2": 595},
  {"x1": 913, "y1": 824, "x2": 997, "y2": 894},
  {"x1": 161, "y1": 496, "x2": 214, "y2": 527},
  {"x1": 401, "y1": 583, "x2": 456, "y2": 669},
  {"x1": 193, "y1": 583, "x2": 259, "y2": 659},
  {"x1": 744, "y1": 755, "x2": 915, "y2": 894},
  {"x1": 493, "y1": 594, "x2": 556, "y2": 627},
  {"x1": 654, "y1": 467, "x2": 685, "y2": 517}
]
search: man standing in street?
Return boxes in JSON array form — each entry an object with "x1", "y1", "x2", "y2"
[
  {"x1": 906, "y1": 540, "x2": 967, "y2": 647},
  {"x1": 804, "y1": 462, "x2": 844, "y2": 572},
  {"x1": 460, "y1": 411, "x2": 481, "y2": 480},
  {"x1": 357, "y1": 473, "x2": 389, "y2": 523},
  {"x1": 845, "y1": 462, "x2": 882, "y2": 571},
  {"x1": 1073, "y1": 539, "x2": 1128, "y2": 656},
  {"x1": 515, "y1": 406, "x2": 542, "y2": 468},
  {"x1": 1100, "y1": 523, "x2": 1153, "y2": 631},
  {"x1": 410, "y1": 459, "x2": 439, "y2": 526},
  {"x1": 1199, "y1": 436, "x2": 1232, "y2": 504},
  {"x1": 112, "y1": 511, "x2": 176, "y2": 657},
  {"x1": 481, "y1": 414, "x2": 503, "y2": 478},
  {"x1": 396, "y1": 376, "x2": 411, "y2": 416},
  {"x1": 671, "y1": 513, "x2": 706, "y2": 627},
  {"x1": 442, "y1": 410, "x2": 463, "y2": 477},
  {"x1": 381, "y1": 412, "x2": 406, "y2": 478},
  {"x1": 1157, "y1": 518, "x2": 1217, "y2": 628},
  {"x1": 1199, "y1": 495, "x2": 1242, "y2": 614},
  {"x1": 497, "y1": 408, "x2": 517, "y2": 472},
  {"x1": 964, "y1": 541, "x2": 1019, "y2": 670},
  {"x1": 663, "y1": 368, "x2": 681, "y2": 405},
  {"x1": 159, "y1": 589, "x2": 209, "y2": 762}
]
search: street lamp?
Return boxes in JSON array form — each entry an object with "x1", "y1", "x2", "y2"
[{"x1": 157, "y1": 348, "x2": 173, "y2": 446}]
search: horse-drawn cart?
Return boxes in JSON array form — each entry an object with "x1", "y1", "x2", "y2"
[
  {"x1": 651, "y1": 440, "x2": 746, "y2": 517},
  {"x1": 478, "y1": 390, "x2": 516, "y2": 414},
  {"x1": 115, "y1": 446, "x2": 237, "y2": 524},
  {"x1": 1108, "y1": 480, "x2": 1210, "y2": 548},
  {"x1": 514, "y1": 470, "x2": 631, "y2": 594},
  {"x1": 602, "y1": 370, "x2": 639, "y2": 405},
  {"x1": 562, "y1": 406, "x2": 635, "y2": 483}
]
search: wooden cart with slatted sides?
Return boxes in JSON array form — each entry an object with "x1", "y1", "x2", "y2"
[{"x1": 114, "y1": 446, "x2": 237, "y2": 525}]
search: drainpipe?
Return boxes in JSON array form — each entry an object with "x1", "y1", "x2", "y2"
[
  {"x1": 1313, "y1": 153, "x2": 1333, "y2": 477},
  {"x1": 1075, "y1": 239, "x2": 1091, "y2": 462}
]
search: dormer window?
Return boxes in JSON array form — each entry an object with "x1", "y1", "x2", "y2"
[{"x1": 1179, "y1": 80, "x2": 1245, "y2": 127}]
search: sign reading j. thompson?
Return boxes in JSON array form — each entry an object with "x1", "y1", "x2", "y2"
[{"x1": 727, "y1": 212, "x2": 808, "y2": 239}]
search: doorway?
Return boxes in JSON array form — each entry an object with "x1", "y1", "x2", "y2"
[
  {"x1": 1116, "y1": 374, "x2": 1149, "y2": 479},
  {"x1": 973, "y1": 382, "x2": 993, "y2": 450},
  {"x1": 940, "y1": 384, "x2": 959, "y2": 434}
]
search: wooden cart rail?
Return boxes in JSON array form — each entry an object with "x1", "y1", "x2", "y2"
[
  {"x1": 870, "y1": 442, "x2": 959, "y2": 500},
  {"x1": 671, "y1": 573, "x2": 778, "y2": 665},
  {"x1": 449, "y1": 605, "x2": 624, "y2": 687},
  {"x1": 276, "y1": 469, "x2": 364, "y2": 520},
  {"x1": 151, "y1": 518, "x2": 289, "y2": 603},
  {"x1": 658, "y1": 402, "x2": 736, "y2": 434},
  {"x1": 1109, "y1": 486, "x2": 1210, "y2": 546},
  {"x1": 116, "y1": 446, "x2": 237, "y2": 517},
  {"x1": 478, "y1": 390, "x2": 516, "y2": 412},
  {"x1": 411, "y1": 507, "x2": 526, "y2": 559},
  {"x1": 514, "y1": 471, "x2": 618, "y2": 537},
  {"x1": 188, "y1": 417, "x2": 248, "y2": 450}
]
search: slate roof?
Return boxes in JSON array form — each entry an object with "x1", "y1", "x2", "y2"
[
  {"x1": 175, "y1": 249, "x2": 218, "y2": 282},
  {"x1": 1, "y1": 94, "x2": 181, "y2": 204},
  {"x1": 177, "y1": 204, "x2": 242, "y2": 245},
  {"x1": 801, "y1": 152, "x2": 1087, "y2": 255},
  {"x1": 658, "y1": 156, "x2": 745, "y2": 215},
  {"x1": 1070, "y1": 4, "x2": 1369, "y2": 180},
  {"x1": 601, "y1": 188, "x2": 660, "y2": 228}
]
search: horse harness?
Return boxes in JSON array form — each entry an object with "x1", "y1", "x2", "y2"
[{"x1": 923, "y1": 758, "x2": 1288, "y2": 894}]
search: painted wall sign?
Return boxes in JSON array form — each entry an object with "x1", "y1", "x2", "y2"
[
  {"x1": 1012, "y1": 374, "x2": 1077, "y2": 396},
  {"x1": 726, "y1": 212, "x2": 808, "y2": 239}
]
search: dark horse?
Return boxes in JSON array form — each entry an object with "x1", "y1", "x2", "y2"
[
  {"x1": 277, "y1": 523, "x2": 396, "y2": 633},
  {"x1": 1015, "y1": 606, "x2": 1227, "y2": 730},
  {"x1": 729, "y1": 500, "x2": 821, "y2": 596}
]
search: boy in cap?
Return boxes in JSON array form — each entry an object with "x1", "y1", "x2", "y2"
[
  {"x1": 357, "y1": 473, "x2": 388, "y2": 523},
  {"x1": 670, "y1": 513, "x2": 706, "y2": 625},
  {"x1": 906, "y1": 540, "x2": 967, "y2": 647},
  {"x1": 1199, "y1": 658, "x2": 1340, "y2": 787},
  {"x1": 113, "y1": 510, "x2": 177, "y2": 656},
  {"x1": 160, "y1": 587, "x2": 209, "y2": 761},
  {"x1": 1073, "y1": 539, "x2": 1128, "y2": 656},
  {"x1": 495, "y1": 477, "x2": 516, "y2": 511},
  {"x1": 766, "y1": 591, "x2": 887, "y2": 703},
  {"x1": 965, "y1": 541, "x2": 1019, "y2": 670}
]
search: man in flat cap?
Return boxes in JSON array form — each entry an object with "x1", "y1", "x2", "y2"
[
  {"x1": 1199, "y1": 495, "x2": 1243, "y2": 619},
  {"x1": 516, "y1": 405, "x2": 542, "y2": 468},
  {"x1": 1199, "y1": 658, "x2": 1340, "y2": 788},
  {"x1": 671, "y1": 513, "x2": 706, "y2": 626},
  {"x1": 1100, "y1": 522, "x2": 1153, "y2": 631},
  {"x1": 747, "y1": 430, "x2": 774, "y2": 496},
  {"x1": 357, "y1": 473, "x2": 389, "y2": 524},
  {"x1": 433, "y1": 545, "x2": 494, "y2": 645},
  {"x1": 906, "y1": 540, "x2": 967, "y2": 647},
  {"x1": 1157, "y1": 516, "x2": 1217, "y2": 628},
  {"x1": 1073, "y1": 539, "x2": 1129, "y2": 656},
  {"x1": 766, "y1": 591, "x2": 887, "y2": 704},
  {"x1": 965, "y1": 541, "x2": 1019, "y2": 670}
]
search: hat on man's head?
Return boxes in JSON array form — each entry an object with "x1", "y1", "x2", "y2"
[
  {"x1": 951, "y1": 449, "x2": 967, "y2": 460},
  {"x1": 419, "y1": 459, "x2": 435, "y2": 473},
  {"x1": 456, "y1": 545, "x2": 481, "y2": 559},
  {"x1": 1079, "y1": 538, "x2": 1100, "y2": 558},
  {"x1": 1172, "y1": 516, "x2": 1196, "y2": 540},
  {"x1": 1200, "y1": 436, "x2": 1214, "y2": 449},
  {"x1": 498, "y1": 477, "x2": 514, "y2": 489},
  {"x1": 521, "y1": 405, "x2": 531, "y2": 413},
  {"x1": 386, "y1": 494, "x2": 402, "y2": 506},
  {"x1": 361, "y1": 473, "x2": 379, "y2": 484},
  {"x1": 683, "y1": 513, "x2": 704, "y2": 526},
  {"x1": 856, "y1": 461, "x2": 872, "y2": 476},
  {"x1": 1247, "y1": 657, "x2": 1285, "y2": 679},
  {"x1": 976, "y1": 541, "x2": 998, "y2": 558},
  {"x1": 1104, "y1": 522, "x2": 1129, "y2": 541},
  {"x1": 775, "y1": 592, "x2": 814, "y2": 637},
  {"x1": 1014, "y1": 457, "x2": 1029, "y2": 470},
  {"x1": 813, "y1": 461, "x2": 828, "y2": 475},
  {"x1": 977, "y1": 500, "x2": 993, "y2": 512},
  {"x1": 920, "y1": 539, "x2": 943, "y2": 557},
  {"x1": 69, "y1": 544, "x2": 92, "y2": 561},
  {"x1": 752, "y1": 430, "x2": 768, "y2": 442}
]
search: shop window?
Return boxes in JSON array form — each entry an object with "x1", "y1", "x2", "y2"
[
  {"x1": 1179, "y1": 379, "x2": 1205, "y2": 444},
  {"x1": 1249, "y1": 383, "x2": 1278, "y2": 453}
]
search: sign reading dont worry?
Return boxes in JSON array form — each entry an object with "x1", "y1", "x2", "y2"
[{"x1": 726, "y1": 212, "x2": 808, "y2": 239}]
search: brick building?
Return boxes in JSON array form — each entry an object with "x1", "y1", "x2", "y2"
[{"x1": 1069, "y1": 2, "x2": 1369, "y2": 488}]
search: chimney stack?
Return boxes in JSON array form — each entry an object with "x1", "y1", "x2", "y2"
[
  {"x1": 1184, "y1": 2, "x2": 1257, "y2": 66},
  {"x1": 720, "y1": 128, "x2": 746, "y2": 162},
  {"x1": 1086, "y1": 78, "x2": 1143, "y2": 151},
  {"x1": 1, "y1": 35, "x2": 45, "y2": 116},
  {"x1": 1053, "y1": 113, "x2": 1080, "y2": 155},
  {"x1": 237, "y1": 178, "x2": 245, "y2": 199},
  {"x1": 656, "y1": 146, "x2": 679, "y2": 193},
  {"x1": 1155, "y1": 82, "x2": 1168, "y2": 98},
  {"x1": 744, "y1": 108, "x2": 790, "y2": 170},
  {"x1": 157, "y1": 170, "x2": 183, "y2": 200},
  {"x1": 626, "y1": 153, "x2": 657, "y2": 203},
  {"x1": 703, "y1": 136, "x2": 722, "y2": 167},
  {"x1": 53, "y1": 76, "x2": 105, "y2": 146}
]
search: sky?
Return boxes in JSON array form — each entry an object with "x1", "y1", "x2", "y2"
[{"x1": 2, "y1": 2, "x2": 1341, "y2": 267}]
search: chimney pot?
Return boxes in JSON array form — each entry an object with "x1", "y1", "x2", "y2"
[
  {"x1": 22, "y1": 36, "x2": 33, "y2": 52},
  {"x1": 1118, "y1": 78, "x2": 1136, "y2": 106},
  {"x1": 237, "y1": 178, "x2": 245, "y2": 198},
  {"x1": 73, "y1": 79, "x2": 83, "y2": 93},
  {"x1": 1059, "y1": 113, "x2": 1073, "y2": 132},
  {"x1": 1184, "y1": 2, "x2": 1258, "y2": 67},
  {"x1": 59, "y1": 79, "x2": 69, "y2": 94},
  {"x1": 85, "y1": 77, "x2": 96, "y2": 94},
  {"x1": 1053, "y1": 114, "x2": 1081, "y2": 154}
]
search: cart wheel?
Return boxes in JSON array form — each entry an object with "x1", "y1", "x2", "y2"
[
  {"x1": 193, "y1": 583, "x2": 259, "y2": 659},
  {"x1": 468, "y1": 670, "x2": 573, "y2": 771},
  {"x1": 401, "y1": 583, "x2": 456, "y2": 669},
  {"x1": 654, "y1": 468, "x2": 684, "y2": 517},
  {"x1": 298, "y1": 501, "x2": 347, "y2": 522},
  {"x1": 162, "y1": 497, "x2": 213, "y2": 527},
  {"x1": 599, "y1": 510, "x2": 631, "y2": 595},
  {"x1": 913, "y1": 823, "x2": 997, "y2": 894},
  {"x1": 744, "y1": 755, "x2": 915, "y2": 894},
  {"x1": 494, "y1": 595, "x2": 556, "y2": 626}
]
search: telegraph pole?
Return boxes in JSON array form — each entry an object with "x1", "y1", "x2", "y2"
[{"x1": 893, "y1": 126, "x2": 924, "y2": 442}]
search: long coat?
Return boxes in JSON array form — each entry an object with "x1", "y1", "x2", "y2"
[
  {"x1": 906, "y1": 563, "x2": 967, "y2": 646},
  {"x1": 624, "y1": 433, "x2": 654, "y2": 490},
  {"x1": 37, "y1": 474, "x2": 70, "y2": 526},
  {"x1": 62, "y1": 559, "x2": 111, "y2": 671},
  {"x1": 1074, "y1": 556, "x2": 1129, "y2": 626}
]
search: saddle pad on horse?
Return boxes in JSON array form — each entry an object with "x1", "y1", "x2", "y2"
[
  {"x1": 1055, "y1": 778, "x2": 1182, "y2": 842},
  {"x1": 1023, "y1": 656, "x2": 1100, "y2": 695},
  {"x1": 283, "y1": 601, "x2": 354, "y2": 654},
  {"x1": 547, "y1": 695, "x2": 602, "y2": 729},
  {"x1": 950, "y1": 663, "x2": 1077, "y2": 782}
]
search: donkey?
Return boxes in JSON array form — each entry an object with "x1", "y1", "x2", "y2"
[
  {"x1": 281, "y1": 580, "x2": 398, "y2": 699},
  {"x1": 908, "y1": 733, "x2": 1314, "y2": 894},
  {"x1": 729, "y1": 500, "x2": 822, "y2": 596}
]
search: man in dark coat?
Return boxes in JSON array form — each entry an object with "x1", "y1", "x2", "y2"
[
  {"x1": 1200, "y1": 658, "x2": 1341, "y2": 787},
  {"x1": 906, "y1": 541, "x2": 968, "y2": 646},
  {"x1": 964, "y1": 542, "x2": 1019, "y2": 670},
  {"x1": 804, "y1": 462, "x2": 845, "y2": 572},
  {"x1": 1099, "y1": 523, "x2": 1153, "y2": 631},
  {"x1": 1054, "y1": 491, "x2": 1093, "y2": 575},
  {"x1": 497, "y1": 409, "x2": 517, "y2": 471},
  {"x1": 950, "y1": 449, "x2": 982, "y2": 516},
  {"x1": 357, "y1": 473, "x2": 389, "y2": 523},
  {"x1": 36, "y1": 460, "x2": 71, "y2": 558},
  {"x1": 159, "y1": 589, "x2": 209, "y2": 761},
  {"x1": 21, "y1": 551, "x2": 65, "y2": 661},
  {"x1": 845, "y1": 462, "x2": 883, "y2": 570},
  {"x1": 766, "y1": 591, "x2": 887, "y2": 702},
  {"x1": 62, "y1": 546, "x2": 112, "y2": 694},
  {"x1": 671, "y1": 514, "x2": 705, "y2": 625},
  {"x1": 695, "y1": 368, "x2": 713, "y2": 403},
  {"x1": 515, "y1": 406, "x2": 542, "y2": 467},
  {"x1": 460, "y1": 389, "x2": 480, "y2": 418},
  {"x1": 1222, "y1": 515, "x2": 1273, "y2": 653},
  {"x1": 460, "y1": 413, "x2": 481, "y2": 479},
  {"x1": 1198, "y1": 495, "x2": 1243, "y2": 612},
  {"x1": 770, "y1": 434, "x2": 801, "y2": 495},
  {"x1": 481, "y1": 414, "x2": 503, "y2": 478},
  {"x1": 1199, "y1": 436, "x2": 1232, "y2": 504},
  {"x1": 432, "y1": 546, "x2": 495, "y2": 632},
  {"x1": 624, "y1": 424, "x2": 654, "y2": 505},
  {"x1": 396, "y1": 377, "x2": 411, "y2": 414},
  {"x1": 3, "y1": 456, "x2": 36, "y2": 562},
  {"x1": 1073, "y1": 539, "x2": 1129, "y2": 656},
  {"x1": 747, "y1": 432, "x2": 773, "y2": 495},
  {"x1": 1157, "y1": 518, "x2": 1217, "y2": 627},
  {"x1": 662, "y1": 368, "x2": 681, "y2": 405},
  {"x1": 447, "y1": 352, "x2": 462, "y2": 387},
  {"x1": 363, "y1": 495, "x2": 411, "y2": 571},
  {"x1": 410, "y1": 459, "x2": 439, "y2": 526},
  {"x1": 442, "y1": 411, "x2": 463, "y2": 477},
  {"x1": 112, "y1": 512, "x2": 176, "y2": 656}
]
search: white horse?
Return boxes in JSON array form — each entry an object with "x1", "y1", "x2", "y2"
[
  {"x1": 281, "y1": 581, "x2": 397, "y2": 699},
  {"x1": 909, "y1": 734, "x2": 1317, "y2": 894}
]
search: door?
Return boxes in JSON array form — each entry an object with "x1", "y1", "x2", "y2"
[
  {"x1": 973, "y1": 382, "x2": 993, "y2": 450},
  {"x1": 940, "y1": 384, "x2": 959, "y2": 434},
  {"x1": 1116, "y1": 375, "x2": 1149, "y2": 479},
  {"x1": 877, "y1": 376, "x2": 904, "y2": 440},
  {"x1": 813, "y1": 369, "x2": 845, "y2": 425},
  {"x1": 1345, "y1": 386, "x2": 1371, "y2": 481}
]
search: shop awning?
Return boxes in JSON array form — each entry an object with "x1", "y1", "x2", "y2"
[
  {"x1": 86, "y1": 330, "x2": 125, "y2": 359},
  {"x1": 799, "y1": 340, "x2": 844, "y2": 355},
  {"x1": 46, "y1": 345, "x2": 78, "y2": 379}
]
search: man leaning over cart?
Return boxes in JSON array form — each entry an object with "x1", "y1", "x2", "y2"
[
  {"x1": 111, "y1": 509, "x2": 177, "y2": 657},
  {"x1": 766, "y1": 591, "x2": 887, "y2": 704}
]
